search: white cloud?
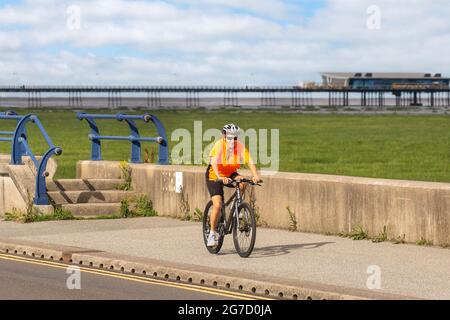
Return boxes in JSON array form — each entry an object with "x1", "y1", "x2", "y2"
[{"x1": 0, "y1": 0, "x2": 449, "y2": 85}]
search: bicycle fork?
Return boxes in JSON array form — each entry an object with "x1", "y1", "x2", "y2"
[{"x1": 233, "y1": 187, "x2": 243, "y2": 231}]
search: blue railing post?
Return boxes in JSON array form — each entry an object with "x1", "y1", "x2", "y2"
[
  {"x1": 34, "y1": 146, "x2": 62, "y2": 205},
  {"x1": 0, "y1": 111, "x2": 27, "y2": 157},
  {"x1": 147, "y1": 114, "x2": 169, "y2": 165},
  {"x1": 78, "y1": 113, "x2": 169, "y2": 165},
  {"x1": 1, "y1": 113, "x2": 62, "y2": 205},
  {"x1": 77, "y1": 112, "x2": 102, "y2": 161},
  {"x1": 118, "y1": 113, "x2": 142, "y2": 163},
  {"x1": 11, "y1": 114, "x2": 32, "y2": 165}
]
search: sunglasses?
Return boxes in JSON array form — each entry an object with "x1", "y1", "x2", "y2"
[{"x1": 226, "y1": 136, "x2": 238, "y2": 140}]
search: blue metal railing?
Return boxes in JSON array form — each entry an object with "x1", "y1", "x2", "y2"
[
  {"x1": 77, "y1": 112, "x2": 169, "y2": 164},
  {"x1": 0, "y1": 111, "x2": 26, "y2": 148},
  {"x1": 0, "y1": 112, "x2": 62, "y2": 205}
]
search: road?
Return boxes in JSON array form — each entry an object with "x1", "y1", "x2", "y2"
[
  {"x1": 1, "y1": 217, "x2": 449, "y2": 299},
  {"x1": 0, "y1": 254, "x2": 253, "y2": 300}
]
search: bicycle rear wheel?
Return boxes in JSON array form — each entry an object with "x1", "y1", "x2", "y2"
[
  {"x1": 202, "y1": 201, "x2": 224, "y2": 254},
  {"x1": 233, "y1": 203, "x2": 256, "y2": 258}
]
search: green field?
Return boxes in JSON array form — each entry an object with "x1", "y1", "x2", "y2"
[{"x1": 0, "y1": 109, "x2": 449, "y2": 182}]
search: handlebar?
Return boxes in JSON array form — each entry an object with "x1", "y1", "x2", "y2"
[{"x1": 216, "y1": 178, "x2": 263, "y2": 186}]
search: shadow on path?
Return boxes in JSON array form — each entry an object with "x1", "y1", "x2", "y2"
[{"x1": 219, "y1": 242, "x2": 335, "y2": 258}]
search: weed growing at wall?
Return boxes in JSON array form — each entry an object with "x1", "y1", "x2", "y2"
[
  {"x1": 372, "y1": 226, "x2": 388, "y2": 243},
  {"x1": 119, "y1": 195, "x2": 158, "y2": 218},
  {"x1": 5, "y1": 199, "x2": 74, "y2": 223},
  {"x1": 120, "y1": 198, "x2": 133, "y2": 218},
  {"x1": 339, "y1": 226, "x2": 369, "y2": 240},
  {"x1": 4, "y1": 209, "x2": 24, "y2": 222},
  {"x1": 118, "y1": 161, "x2": 132, "y2": 191},
  {"x1": 286, "y1": 206, "x2": 297, "y2": 232},
  {"x1": 143, "y1": 147, "x2": 156, "y2": 164},
  {"x1": 416, "y1": 237, "x2": 433, "y2": 246},
  {"x1": 192, "y1": 208, "x2": 203, "y2": 222},
  {"x1": 247, "y1": 187, "x2": 266, "y2": 227},
  {"x1": 133, "y1": 194, "x2": 158, "y2": 217},
  {"x1": 178, "y1": 187, "x2": 190, "y2": 221},
  {"x1": 391, "y1": 234, "x2": 405, "y2": 244},
  {"x1": 33, "y1": 207, "x2": 75, "y2": 222}
]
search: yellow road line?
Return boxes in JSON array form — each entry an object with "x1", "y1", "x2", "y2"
[{"x1": 0, "y1": 253, "x2": 273, "y2": 300}]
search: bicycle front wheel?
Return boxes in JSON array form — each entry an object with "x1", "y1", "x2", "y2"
[{"x1": 233, "y1": 203, "x2": 256, "y2": 258}]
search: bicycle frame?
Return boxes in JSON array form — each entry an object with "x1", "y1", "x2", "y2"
[{"x1": 220, "y1": 182, "x2": 245, "y2": 235}]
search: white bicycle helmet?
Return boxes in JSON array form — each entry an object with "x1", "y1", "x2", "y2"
[{"x1": 222, "y1": 123, "x2": 241, "y2": 138}]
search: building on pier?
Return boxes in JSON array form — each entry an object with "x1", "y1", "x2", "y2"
[{"x1": 321, "y1": 72, "x2": 450, "y2": 89}]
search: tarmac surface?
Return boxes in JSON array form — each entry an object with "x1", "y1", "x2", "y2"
[
  {"x1": 0, "y1": 254, "x2": 236, "y2": 300},
  {"x1": 0, "y1": 217, "x2": 449, "y2": 299}
]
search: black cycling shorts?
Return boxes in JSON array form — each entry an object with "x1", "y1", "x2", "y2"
[{"x1": 205, "y1": 165, "x2": 239, "y2": 197}]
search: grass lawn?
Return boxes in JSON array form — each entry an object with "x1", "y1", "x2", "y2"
[{"x1": 0, "y1": 108, "x2": 449, "y2": 182}]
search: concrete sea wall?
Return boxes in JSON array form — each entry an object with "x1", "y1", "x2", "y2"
[{"x1": 77, "y1": 161, "x2": 450, "y2": 246}]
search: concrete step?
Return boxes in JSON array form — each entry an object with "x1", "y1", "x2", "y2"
[
  {"x1": 48, "y1": 190, "x2": 133, "y2": 205},
  {"x1": 0, "y1": 164, "x2": 8, "y2": 175},
  {"x1": 47, "y1": 179, "x2": 123, "y2": 192},
  {"x1": 60, "y1": 203, "x2": 122, "y2": 217},
  {"x1": 0, "y1": 155, "x2": 10, "y2": 164}
]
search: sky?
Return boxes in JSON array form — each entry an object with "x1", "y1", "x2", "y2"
[{"x1": 0, "y1": 0, "x2": 449, "y2": 85}]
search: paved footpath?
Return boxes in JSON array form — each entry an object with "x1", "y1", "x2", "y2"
[{"x1": 0, "y1": 217, "x2": 449, "y2": 300}]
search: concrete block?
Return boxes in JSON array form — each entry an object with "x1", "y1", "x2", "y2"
[
  {"x1": 47, "y1": 179, "x2": 123, "y2": 192},
  {"x1": 0, "y1": 176, "x2": 27, "y2": 217},
  {"x1": 61, "y1": 203, "x2": 122, "y2": 217},
  {"x1": 48, "y1": 190, "x2": 133, "y2": 205}
]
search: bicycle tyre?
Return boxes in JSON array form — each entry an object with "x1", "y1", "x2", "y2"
[
  {"x1": 232, "y1": 202, "x2": 256, "y2": 258},
  {"x1": 202, "y1": 201, "x2": 224, "y2": 254}
]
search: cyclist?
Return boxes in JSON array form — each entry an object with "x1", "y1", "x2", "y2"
[{"x1": 205, "y1": 124, "x2": 260, "y2": 247}]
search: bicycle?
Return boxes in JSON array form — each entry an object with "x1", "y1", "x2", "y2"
[{"x1": 202, "y1": 178, "x2": 263, "y2": 258}]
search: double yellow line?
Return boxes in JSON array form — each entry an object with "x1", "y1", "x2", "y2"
[{"x1": 0, "y1": 253, "x2": 273, "y2": 300}]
